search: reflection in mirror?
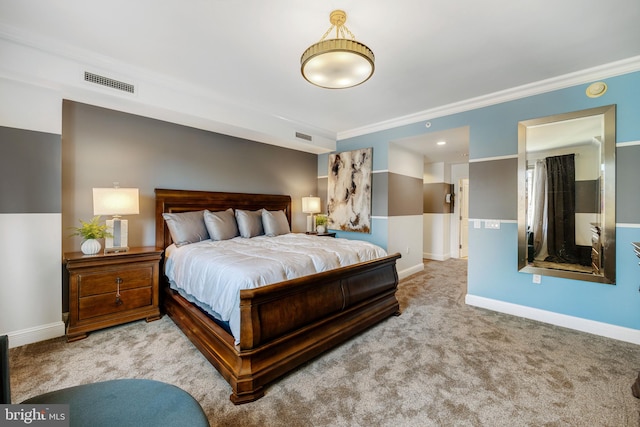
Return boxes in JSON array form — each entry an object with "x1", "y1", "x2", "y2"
[{"x1": 518, "y1": 105, "x2": 616, "y2": 284}]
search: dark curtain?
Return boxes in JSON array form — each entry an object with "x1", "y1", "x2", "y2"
[{"x1": 545, "y1": 154, "x2": 578, "y2": 263}]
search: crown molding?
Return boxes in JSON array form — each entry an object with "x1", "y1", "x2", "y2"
[{"x1": 338, "y1": 55, "x2": 640, "y2": 141}]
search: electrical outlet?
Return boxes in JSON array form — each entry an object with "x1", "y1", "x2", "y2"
[
  {"x1": 533, "y1": 274, "x2": 541, "y2": 284},
  {"x1": 474, "y1": 219, "x2": 481, "y2": 229}
]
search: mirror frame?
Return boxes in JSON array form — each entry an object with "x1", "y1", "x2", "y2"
[{"x1": 517, "y1": 104, "x2": 616, "y2": 284}]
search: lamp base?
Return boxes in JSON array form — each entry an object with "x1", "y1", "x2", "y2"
[
  {"x1": 105, "y1": 218, "x2": 129, "y2": 253},
  {"x1": 306, "y1": 215, "x2": 316, "y2": 233}
]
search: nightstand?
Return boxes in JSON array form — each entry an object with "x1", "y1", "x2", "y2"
[
  {"x1": 65, "y1": 247, "x2": 163, "y2": 342},
  {"x1": 306, "y1": 232, "x2": 336, "y2": 237}
]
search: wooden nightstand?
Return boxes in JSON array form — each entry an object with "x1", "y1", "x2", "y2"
[
  {"x1": 316, "y1": 232, "x2": 336, "y2": 237},
  {"x1": 307, "y1": 231, "x2": 336, "y2": 237},
  {"x1": 305, "y1": 231, "x2": 336, "y2": 237},
  {"x1": 64, "y1": 247, "x2": 163, "y2": 342}
]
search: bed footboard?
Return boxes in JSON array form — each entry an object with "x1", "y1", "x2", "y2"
[
  {"x1": 240, "y1": 253, "x2": 401, "y2": 349},
  {"x1": 234, "y1": 252, "x2": 400, "y2": 403}
]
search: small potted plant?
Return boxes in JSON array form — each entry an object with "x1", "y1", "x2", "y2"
[
  {"x1": 70, "y1": 216, "x2": 112, "y2": 255},
  {"x1": 315, "y1": 214, "x2": 328, "y2": 234}
]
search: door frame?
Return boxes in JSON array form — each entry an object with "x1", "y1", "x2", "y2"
[{"x1": 459, "y1": 178, "x2": 469, "y2": 258}]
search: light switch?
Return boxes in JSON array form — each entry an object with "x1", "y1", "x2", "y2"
[
  {"x1": 474, "y1": 219, "x2": 481, "y2": 229},
  {"x1": 485, "y1": 220, "x2": 500, "y2": 229}
]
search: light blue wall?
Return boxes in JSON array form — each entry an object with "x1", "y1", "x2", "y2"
[
  {"x1": 332, "y1": 218, "x2": 389, "y2": 249},
  {"x1": 466, "y1": 72, "x2": 640, "y2": 330},
  {"x1": 324, "y1": 70, "x2": 640, "y2": 332},
  {"x1": 469, "y1": 224, "x2": 640, "y2": 329}
]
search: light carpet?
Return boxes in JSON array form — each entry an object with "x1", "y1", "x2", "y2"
[{"x1": 9, "y1": 259, "x2": 640, "y2": 426}]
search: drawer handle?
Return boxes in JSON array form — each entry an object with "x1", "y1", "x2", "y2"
[{"x1": 115, "y1": 277, "x2": 123, "y2": 306}]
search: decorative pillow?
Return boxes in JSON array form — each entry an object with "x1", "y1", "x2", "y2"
[
  {"x1": 162, "y1": 210, "x2": 209, "y2": 247},
  {"x1": 204, "y1": 208, "x2": 239, "y2": 241},
  {"x1": 235, "y1": 209, "x2": 264, "y2": 238},
  {"x1": 262, "y1": 209, "x2": 290, "y2": 237}
]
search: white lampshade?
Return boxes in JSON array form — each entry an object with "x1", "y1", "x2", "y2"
[
  {"x1": 92, "y1": 187, "x2": 139, "y2": 253},
  {"x1": 302, "y1": 196, "x2": 321, "y2": 214},
  {"x1": 93, "y1": 188, "x2": 140, "y2": 216}
]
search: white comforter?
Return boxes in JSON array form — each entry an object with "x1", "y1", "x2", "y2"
[{"x1": 164, "y1": 233, "x2": 388, "y2": 344}]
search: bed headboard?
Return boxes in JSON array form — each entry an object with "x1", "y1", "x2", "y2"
[{"x1": 155, "y1": 188, "x2": 292, "y2": 249}]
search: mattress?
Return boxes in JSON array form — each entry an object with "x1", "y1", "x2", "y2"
[{"x1": 164, "y1": 233, "x2": 388, "y2": 344}]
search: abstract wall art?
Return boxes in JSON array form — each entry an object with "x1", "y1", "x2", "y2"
[{"x1": 327, "y1": 147, "x2": 372, "y2": 233}]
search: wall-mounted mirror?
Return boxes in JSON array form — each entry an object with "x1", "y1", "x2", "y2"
[{"x1": 518, "y1": 105, "x2": 616, "y2": 284}]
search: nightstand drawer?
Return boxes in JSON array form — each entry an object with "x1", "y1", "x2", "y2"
[
  {"x1": 78, "y1": 266, "x2": 153, "y2": 297},
  {"x1": 79, "y1": 287, "x2": 153, "y2": 320}
]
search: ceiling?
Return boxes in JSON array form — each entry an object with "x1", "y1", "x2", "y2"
[
  {"x1": 1, "y1": 0, "x2": 639, "y2": 162},
  {"x1": 392, "y1": 126, "x2": 470, "y2": 165}
]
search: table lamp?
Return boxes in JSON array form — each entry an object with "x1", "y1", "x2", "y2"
[
  {"x1": 93, "y1": 185, "x2": 139, "y2": 253},
  {"x1": 302, "y1": 196, "x2": 321, "y2": 233}
]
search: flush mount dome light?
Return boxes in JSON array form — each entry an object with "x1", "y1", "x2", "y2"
[
  {"x1": 586, "y1": 81, "x2": 607, "y2": 98},
  {"x1": 301, "y1": 10, "x2": 375, "y2": 89}
]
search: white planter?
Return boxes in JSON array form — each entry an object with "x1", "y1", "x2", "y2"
[
  {"x1": 316, "y1": 225, "x2": 326, "y2": 234},
  {"x1": 81, "y1": 239, "x2": 101, "y2": 255}
]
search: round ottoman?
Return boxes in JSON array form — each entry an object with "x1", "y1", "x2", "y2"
[{"x1": 22, "y1": 379, "x2": 209, "y2": 427}]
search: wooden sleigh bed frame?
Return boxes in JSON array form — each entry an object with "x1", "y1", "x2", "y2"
[{"x1": 155, "y1": 188, "x2": 401, "y2": 404}]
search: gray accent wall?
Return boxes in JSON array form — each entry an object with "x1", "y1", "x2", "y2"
[
  {"x1": 317, "y1": 176, "x2": 329, "y2": 214},
  {"x1": 388, "y1": 173, "x2": 423, "y2": 216},
  {"x1": 469, "y1": 158, "x2": 518, "y2": 220},
  {"x1": 371, "y1": 173, "x2": 388, "y2": 217},
  {"x1": 423, "y1": 183, "x2": 454, "y2": 214},
  {"x1": 617, "y1": 145, "x2": 640, "y2": 224},
  {"x1": 62, "y1": 101, "x2": 318, "y2": 253},
  {"x1": 0, "y1": 126, "x2": 61, "y2": 213}
]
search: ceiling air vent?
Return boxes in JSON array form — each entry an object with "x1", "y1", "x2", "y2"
[
  {"x1": 295, "y1": 132, "x2": 313, "y2": 142},
  {"x1": 84, "y1": 71, "x2": 135, "y2": 94}
]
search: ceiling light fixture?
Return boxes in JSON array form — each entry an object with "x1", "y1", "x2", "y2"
[
  {"x1": 301, "y1": 10, "x2": 375, "y2": 89},
  {"x1": 586, "y1": 81, "x2": 607, "y2": 98}
]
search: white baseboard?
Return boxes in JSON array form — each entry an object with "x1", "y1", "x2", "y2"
[
  {"x1": 423, "y1": 252, "x2": 451, "y2": 261},
  {"x1": 466, "y1": 294, "x2": 640, "y2": 345},
  {"x1": 398, "y1": 263, "x2": 424, "y2": 280},
  {"x1": 6, "y1": 321, "x2": 66, "y2": 348}
]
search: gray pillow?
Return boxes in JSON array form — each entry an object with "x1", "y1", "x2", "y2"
[
  {"x1": 235, "y1": 209, "x2": 264, "y2": 238},
  {"x1": 262, "y1": 209, "x2": 290, "y2": 237},
  {"x1": 162, "y1": 210, "x2": 209, "y2": 247},
  {"x1": 204, "y1": 208, "x2": 239, "y2": 241}
]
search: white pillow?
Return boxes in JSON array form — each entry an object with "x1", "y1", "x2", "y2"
[
  {"x1": 204, "y1": 208, "x2": 239, "y2": 241},
  {"x1": 162, "y1": 210, "x2": 209, "y2": 247},
  {"x1": 235, "y1": 209, "x2": 264, "y2": 238},
  {"x1": 262, "y1": 209, "x2": 290, "y2": 237}
]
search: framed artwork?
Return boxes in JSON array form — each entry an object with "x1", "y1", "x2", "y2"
[{"x1": 327, "y1": 147, "x2": 372, "y2": 233}]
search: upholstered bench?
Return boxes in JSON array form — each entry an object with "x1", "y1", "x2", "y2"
[{"x1": 21, "y1": 378, "x2": 209, "y2": 427}]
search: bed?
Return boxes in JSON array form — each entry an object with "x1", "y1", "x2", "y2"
[{"x1": 155, "y1": 188, "x2": 401, "y2": 404}]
